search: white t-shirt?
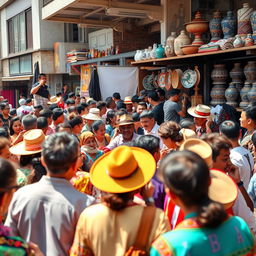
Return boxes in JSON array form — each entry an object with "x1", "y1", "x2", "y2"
[{"x1": 230, "y1": 146, "x2": 254, "y2": 189}]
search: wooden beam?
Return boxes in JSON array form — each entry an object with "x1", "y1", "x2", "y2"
[{"x1": 81, "y1": 7, "x2": 105, "y2": 18}]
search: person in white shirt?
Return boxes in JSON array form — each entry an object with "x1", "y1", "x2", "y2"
[
  {"x1": 220, "y1": 120, "x2": 254, "y2": 189},
  {"x1": 5, "y1": 132, "x2": 94, "y2": 256},
  {"x1": 140, "y1": 110, "x2": 159, "y2": 137}
]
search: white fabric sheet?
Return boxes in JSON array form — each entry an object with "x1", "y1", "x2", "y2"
[{"x1": 97, "y1": 66, "x2": 138, "y2": 100}]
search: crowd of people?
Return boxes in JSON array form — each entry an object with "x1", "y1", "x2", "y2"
[{"x1": 0, "y1": 73, "x2": 256, "y2": 255}]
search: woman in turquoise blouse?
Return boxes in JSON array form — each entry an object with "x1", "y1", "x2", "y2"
[{"x1": 150, "y1": 150, "x2": 255, "y2": 256}]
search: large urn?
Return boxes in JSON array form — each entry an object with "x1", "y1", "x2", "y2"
[
  {"x1": 225, "y1": 83, "x2": 239, "y2": 107},
  {"x1": 230, "y1": 63, "x2": 244, "y2": 92},
  {"x1": 209, "y1": 10, "x2": 222, "y2": 42},
  {"x1": 251, "y1": 11, "x2": 256, "y2": 43},
  {"x1": 221, "y1": 11, "x2": 237, "y2": 39},
  {"x1": 248, "y1": 82, "x2": 256, "y2": 103},
  {"x1": 244, "y1": 61, "x2": 256, "y2": 83},
  {"x1": 240, "y1": 82, "x2": 251, "y2": 108},
  {"x1": 185, "y1": 11, "x2": 209, "y2": 46},
  {"x1": 174, "y1": 30, "x2": 191, "y2": 56},
  {"x1": 210, "y1": 64, "x2": 228, "y2": 106},
  {"x1": 237, "y1": 3, "x2": 253, "y2": 37},
  {"x1": 165, "y1": 32, "x2": 177, "y2": 57}
]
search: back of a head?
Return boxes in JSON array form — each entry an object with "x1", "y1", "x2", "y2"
[
  {"x1": 49, "y1": 104, "x2": 58, "y2": 111},
  {"x1": 116, "y1": 101, "x2": 126, "y2": 110},
  {"x1": 77, "y1": 104, "x2": 86, "y2": 115},
  {"x1": 131, "y1": 95, "x2": 140, "y2": 104},
  {"x1": 68, "y1": 116, "x2": 83, "y2": 128},
  {"x1": 132, "y1": 112, "x2": 140, "y2": 122},
  {"x1": 42, "y1": 132, "x2": 79, "y2": 175},
  {"x1": 156, "y1": 88, "x2": 165, "y2": 97},
  {"x1": 219, "y1": 120, "x2": 240, "y2": 140},
  {"x1": 245, "y1": 106, "x2": 256, "y2": 123},
  {"x1": 52, "y1": 108, "x2": 63, "y2": 121},
  {"x1": 147, "y1": 91, "x2": 159, "y2": 102},
  {"x1": 133, "y1": 135, "x2": 160, "y2": 155},
  {"x1": 160, "y1": 150, "x2": 227, "y2": 228},
  {"x1": 105, "y1": 97, "x2": 113, "y2": 108},
  {"x1": 168, "y1": 89, "x2": 181, "y2": 98},
  {"x1": 22, "y1": 115, "x2": 37, "y2": 130},
  {"x1": 158, "y1": 121, "x2": 183, "y2": 142},
  {"x1": 37, "y1": 117, "x2": 48, "y2": 130},
  {"x1": 0, "y1": 130, "x2": 10, "y2": 141},
  {"x1": 56, "y1": 122, "x2": 72, "y2": 133},
  {"x1": 39, "y1": 109, "x2": 53, "y2": 119},
  {"x1": 66, "y1": 99, "x2": 75, "y2": 106},
  {"x1": 0, "y1": 158, "x2": 16, "y2": 191},
  {"x1": 96, "y1": 101, "x2": 107, "y2": 110},
  {"x1": 87, "y1": 100, "x2": 96, "y2": 106},
  {"x1": 34, "y1": 105, "x2": 43, "y2": 111},
  {"x1": 179, "y1": 118, "x2": 195, "y2": 129},
  {"x1": 113, "y1": 92, "x2": 121, "y2": 100}
]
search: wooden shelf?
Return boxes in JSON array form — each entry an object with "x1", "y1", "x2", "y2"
[{"x1": 132, "y1": 45, "x2": 256, "y2": 66}]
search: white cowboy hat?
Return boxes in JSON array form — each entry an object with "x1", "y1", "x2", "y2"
[
  {"x1": 187, "y1": 104, "x2": 212, "y2": 119},
  {"x1": 82, "y1": 108, "x2": 102, "y2": 121}
]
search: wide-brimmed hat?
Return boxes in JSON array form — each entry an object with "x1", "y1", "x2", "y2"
[
  {"x1": 188, "y1": 104, "x2": 211, "y2": 118},
  {"x1": 209, "y1": 170, "x2": 238, "y2": 209},
  {"x1": 90, "y1": 145, "x2": 156, "y2": 193},
  {"x1": 82, "y1": 108, "x2": 102, "y2": 121},
  {"x1": 117, "y1": 114, "x2": 134, "y2": 126},
  {"x1": 180, "y1": 138, "x2": 213, "y2": 168},
  {"x1": 10, "y1": 129, "x2": 45, "y2": 155},
  {"x1": 124, "y1": 96, "x2": 132, "y2": 104},
  {"x1": 180, "y1": 128, "x2": 196, "y2": 141},
  {"x1": 47, "y1": 96, "x2": 61, "y2": 105}
]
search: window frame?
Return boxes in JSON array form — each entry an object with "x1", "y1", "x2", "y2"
[{"x1": 9, "y1": 54, "x2": 33, "y2": 76}]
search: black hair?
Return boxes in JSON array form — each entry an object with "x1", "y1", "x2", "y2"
[
  {"x1": 116, "y1": 109, "x2": 128, "y2": 117},
  {"x1": 10, "y1": 117, "x2": 21, "y2": 136},
  {"x1": 10, "y1": 108, "x2": 17, "y2": 116},
  {"x1": 68, "y1": 92, "x2": 75, "y2": 98},
  {"x1": 0, "y1": 103, "x2": 8, "y2": 110},
  {"x1": 105, "y1": 97, "x2": 114, "y2": 108},
  {"x1": 49, "y1": 104, "x2": 58, "y2": 111},
  {"x1": 52, "y1": 108, "x2": 64, "y2": 121},
  {"x1": 37, "y1": 117, "x2": 48, "y2": 130},
  {"x1": 92, "y1": 120, "x2": 105, "y2": 132},
  {"x1": 28, "y1": 158, "x2": 47, "y2": 184},
  {"x1": 87, "y1": 100, "x2": 96, "y2": 106},
  {"x1": 132, "y1": 112, "x2": 140, "y2": 122},
  {"x1": 68, "y1": 116, "x2": 83, "y2": 128},
  {"x1": 113, "y1": 92, "x2": 121, "y2": 100},
  {"x1": 39, "y1": 109, "x2": 53, "y2": 119},
  {"x1": 131, "y1": 95, "x2": 140, "y2": 103},
  {"x1": 34, "y1": 105, "x2": 43, "y2": 110},
  {"x1": 96, "y1": 101, "x2": 107, "y2": 110},
  {"x1": 133, "y1": 135, "x2": 160, "y2": 155},
  {"x1": 106, "y1": 110, "x2": 116, "y2": 125},
  {"x1": 77, "y1": 104, "x2": 86, "y2": 115},
  {"x1": 0, "y1": 128, "x2": 10, "y2": 139},
  {"x1": 56, "y1": 92, "x2": 62, "y2": 97},
  {"x1": 245, "y1": 106, "x2": 256, "y2": 123},
  {"x1": 22, "y1": 115, "x2": 37, "y2": 130},
  {"x1": 42, "y1": 132, "x2": 79, "y2": 174},
  {"x1": 140, "y1": 110, "x2": 154, "y2": 120},
  {"x1": 147, "y1": 91, "x2": 159, "y2": 102},
  {"x1": 66, "y1": 99, "x2": 75, "y2": 105},
  {"x1": 26, "y1": 98, "x2": 32, "y2": 104},
  {"x1": 80, "y1": 102, "x2": 88, "y2": 108},
  {"x1": 156, "y1": 88, "x2": 165, "y2": 97},
  {"x1": 56, "y1": 122, "x2": 72, "y2": 132},
  {"x1": 160, "y1": 150, "x2": 227, "y2": 228},
  {"x1": 116, "y1": 101, "x2": 126, "y2": 110},
  {"x1": 219, "y1": 120, "x2": 240, "y2": 140},
  {"x1": 20, "y1": 153, "x2": 41, "y2": 167},
  {"x1": 67, "y1": 106, "x2": 77, "y2": 114},
  {"x1": 179, "y1": 118, "x2": 195, "y2": 129},
  {"x1": 38, "y1": 73, "x2": 46, "y2": 79},
  {"x1": 138, "y1": 102, "x2": 147, "y2": 108},
  {"x1": 168, "y1": 89, "x2": 181, "y2": 97},
  {"x1": 76, "y1": 94, "x2": 80, "y2": 98}
]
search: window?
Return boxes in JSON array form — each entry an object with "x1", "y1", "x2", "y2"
[
  {"x1": 8, "y1": 8, "x2": 33, "y2": 54},
  {"x1": 9, "y1": 54, "x2": 32, "y2": 76}
]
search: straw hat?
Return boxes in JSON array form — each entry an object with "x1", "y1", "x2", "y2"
[
  {"x1": 47, "y1": 96, "x2": 61, "y2": 105},
  {"x1": 116, "y1": 114, "x2": 134, "y2": 126},
  {"x1": 90, "y1": 146, "x2": 156, "y2": 193},
  {"x1": 180, "y1": 128, "x2": 196, "y2": 141},
  {"x1": 209, "y1": 170, "x2": 238, "y2": 209},
  {"x1": 180, "y1": 138, "x2": 213, "y2": 168},
  {"x1": 124, "y1": 96, "x2": 132, "y2": 104},
  {"x1": 10, "y1": 129, "x2": 45, "y2": 155},
  {"x1": 188, "y1": 104, "x2": 211, "y2": 118},
  {"x1": 82, "y1": 108, "x2": 102, "y2": 121}
]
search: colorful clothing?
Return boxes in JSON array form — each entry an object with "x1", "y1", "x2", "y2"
[
  {"x1": 71, "y1": 171, "x2": 93, "y2": 195},
  {"x1": 150, "y1": 213, "x2": 255, "y2": 256},
  {"x1": 105, "y1": 124, "x2": 114, "y2": 137}
]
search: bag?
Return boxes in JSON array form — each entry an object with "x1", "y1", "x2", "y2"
[{"x1": 124, "y1": 206, "x2": 156, "y2": 256}]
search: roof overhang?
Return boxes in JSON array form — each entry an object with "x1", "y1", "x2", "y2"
[{"x1": 2, "y1": 75, "x2": 33, "y2": 81}]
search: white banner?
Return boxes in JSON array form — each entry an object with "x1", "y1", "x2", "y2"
[{"x1": 97, "y1": 66, "x2": 138, "y2": 100}]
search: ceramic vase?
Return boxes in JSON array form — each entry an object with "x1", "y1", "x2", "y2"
[
  {"x1": 209, "y1": 10, "x2": 222, "y2": 42},
  {"x1": 210, "y1": 64, "x2": 228, "y2": 105},
  {"x1": 165, "y1": 45, "x2": 174, "y2": 57},
  {"x1": 225, "y1": 82, "x2": 239, "y2": 107},
  {"x1": 134, "y1": 50, "x2": 142, "y2": 61},
  {"x1": 247, "y1": 82, "x2": 256, "y2": 102},
  {"x1": 166, "y1": 32, "x2": 177, "y2": 56},
  {"x1": 244, "y1": 34, "x2": 254, "y2": 46},
  {"x1": 174, "y1": 30, "x2": 191, "y2": 56},
  {"x1": 240, "y1": 82, "x2": 251, "y2": 108},
  {"x1": 244, "y1": 61, "x2": 256, "y2": 82},
  {"x1": 150, "y1": 44, "x2": 157, "y2": 59},
  {"x1": 230, "y1": 63, "x2": 244, "y2": 93},
  {"x1": 233, "y1": 35, "x2": 244, "y2": 48},
  {"x1": 155, "y1": 44, "x2": 165, "y2": 58},
  {"x1": 237, "y1": 3, "x2": 253, "y2": 37},
  {"x1": 251, "y1": 11, "x2": 256, "y2": 43},
  {"x1": 221, "y1": 11, "x2": 237, "y2": 39}
]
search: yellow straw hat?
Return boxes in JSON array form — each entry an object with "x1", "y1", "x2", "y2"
[
  {"x1": 47, "y1": 96, "x2": 61, "y2": 105},
  {"x1": 9, "y1": 129, "x2": 45, "y2": 155},
  {"x1": 209, "y1": 170, "x2": 238, "y2": 209},
  {"x1": 90, "y1": 146, "x2": 156, "y2": 193}
]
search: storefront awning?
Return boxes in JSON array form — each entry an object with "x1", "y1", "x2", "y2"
[{"x1": 2, "y1": 75, "x2": 33, "y2": 81}]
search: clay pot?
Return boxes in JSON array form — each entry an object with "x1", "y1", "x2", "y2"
[
  {"x1": 248, "y1": 82, "x2": 256, "y2": 102},
  {"x1": 181, "y1": 45, "x2": 200, "y2": 55},
  {"x1": 237, "y1": 3, "x2": 253, "y2": 37},
  {"x1": 225, "y1": 83, "x2": 239, "y2": 107},
  {"x1": 211, "y1": 64, "x2": 228, "y2": 83},
  {"x1": 210, "y1": 83, "x2": 227, "y2": 105},
  {"x1": 166, "y1": 32, "x2": 176, "y2": 56},
  {"x1": 174, "y1": 30, "x2": 191, "y2": 56},
  {"x1": 209, "y1": 10, "x2": 222, "y2": 42},
  {"x1": 244, "y1": 61, "x2": 256, "y2": 82},
  {"x1": 240, "y1": 82, "x2": 251, "y2": 108},
  {"x1": 185, "y1": 11, "x2": 209, "y2": 46},
  {"x1": 221, "y1": 11, "x2": 237, "y2": 39},
  {"x1": 251, "y1": 11, "x2": 256, "y2": 43},
  {"x1": 230, "y1": 63, "x2": 244, "y2": 82}
]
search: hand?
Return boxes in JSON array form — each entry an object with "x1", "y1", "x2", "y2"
[
  {"x1": 12, "y1": 130, "x2": 27, "y2": 145},
  {"x1": 160, "y1": 148, "x2": 172, "y2": 160},
  {"x1": 39, "y1": 79, "x2": 45, "y2": 86},
  {"x1": 226, "y1": 162, "x2": 241, "y2": 183},
  {"x1": 28, "y1": 242, "x2": 44, "y2": 256},
  {"x1": 140, "y1": 181, "x2": 155, "y2": 200}
]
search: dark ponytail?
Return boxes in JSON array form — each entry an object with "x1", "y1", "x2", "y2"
[
  {"x1": 102, "y1": 192, "x2": 133, "y2": 211},
  {"x1": 160, "y1": 150, "x2": 227, "y2": 228}
]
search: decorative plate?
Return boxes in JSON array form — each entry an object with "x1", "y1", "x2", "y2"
[
  {"x1": 142, "y1": 74, "x2": 154, "y2": 90},
  {"x1": 181, "y1": 69, "x2": 197, "y2": 88},
  {"x1": 153, "y1": 74, "x2": 159, "y2": 88},
  {"x1": 158, "y1": 72, "x2": 167, "y2": 88}
]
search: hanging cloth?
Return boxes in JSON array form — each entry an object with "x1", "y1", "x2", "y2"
[{"x1": 89, "y1": 67, "x2": 102, "y2": 101}]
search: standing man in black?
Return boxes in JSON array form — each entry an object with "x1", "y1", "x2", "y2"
[{"x1": 30, "y1": 73, "x2": 50, "y2": 108}]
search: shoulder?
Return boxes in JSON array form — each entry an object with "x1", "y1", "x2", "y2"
[{"x1": 151, "y1": 234, "x2": 173, "y2": 256}]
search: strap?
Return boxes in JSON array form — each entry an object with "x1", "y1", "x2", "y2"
[{"x1": 134, "y1": 206, "x2": 156, "y2": 250}]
